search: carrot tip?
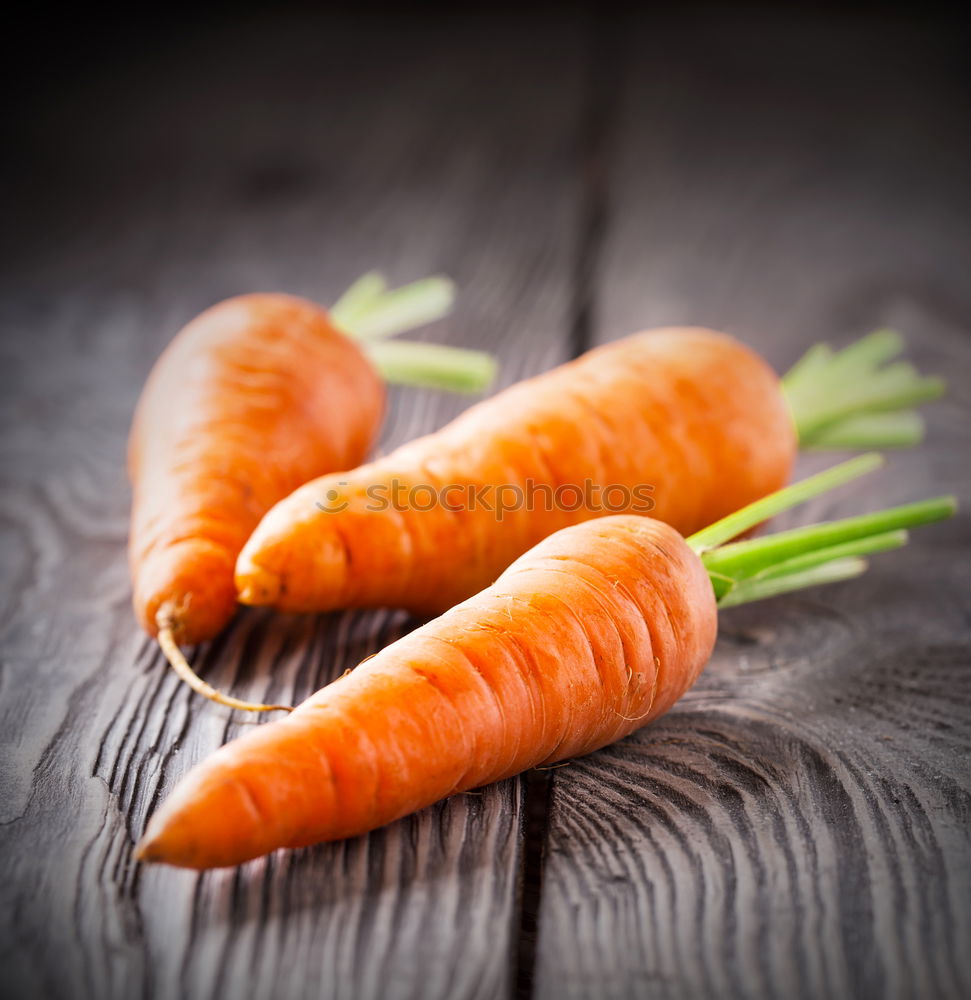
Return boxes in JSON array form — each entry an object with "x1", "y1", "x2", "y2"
[
  {"x1": 133, "y1": 828, "x2": 166, "y2": 863},
  {"x1": 234, "y1": 562, "x2": 282, "y2": 607},
  {"x1": 234, "y1": 583, "x2": 262, "y2": 606}
]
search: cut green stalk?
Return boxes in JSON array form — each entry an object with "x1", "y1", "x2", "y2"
[
  {"x1": 783, "y1": 330, "x2": 903, "y2": 401},
  {"x1": 328, "y1": 273, "x2": 496, "y2": 393},
  {"x1": 820, "y1": 327, "x2": 904, "y2": 371},
  {"x1": 365, "y1": 340, "x2": 498, "y2": 393},
  {"x1": 333, "y1": 275, "x2": 456, "y2": 341},
  {"x1": 794, "y1": 364, "x2": 944, "y2": 441},
  {"x1": 688, "y1": 453, "x2": 883, "y2": 553},
  {"x1": 783, "y1": 329, "x2": 900, "y2": 403},
  {"x1": 779, "y1": 342, "x2": 833, "y2": 397},
  {"x1": 688, "y1": 456, "x2": 956, "y2": 609},
  {"x1": 804, "y1": 411, "x2": 925, "y2": 450},
  {"x1": 717, "y1": 558, "x2": 868, "y2": 609},
  {"x1": 703, "y1": 496, "x2": 955, "y2": 586},
  {"x1": 688, "y1": 470, "x2": 957, "y2": 607},
  {"x1": 786, "y1": 329, "x2": 903, "y2": 391},
  {"x1": 329, "y1": 272, "x2": 387, "y2": 329},
  {"x1": 782, "y1": 329, "x2": 945, "y2": 450},
  {"x1": 756, "y1": 529, "x2": 907, "y2": 581},
  {"x1": 708, "y1": 529, "x2": 906, "y2": 600}
]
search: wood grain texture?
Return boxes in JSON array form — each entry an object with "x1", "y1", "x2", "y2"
[
  {"x1": 1, "y1": 7, "x2": 970, "y2": 1000},
  {"x1": 536, "y1": 10, "x2": 971, "y2": 1000},
  {"x1": 0, "y1": 11, "x2": 585, "y2": 1000}
]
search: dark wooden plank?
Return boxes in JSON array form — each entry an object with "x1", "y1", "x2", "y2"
[
  {"x1": 536, "y1": 10, "x2": 971, "y2": 1000},
  {"x1": 0, "y1": 11, "x2": 586, "y2": 1000}
]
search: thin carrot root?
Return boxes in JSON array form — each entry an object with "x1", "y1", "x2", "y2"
[{"x1": 156, "y1": 611, "x2": 293, "y2": 713}]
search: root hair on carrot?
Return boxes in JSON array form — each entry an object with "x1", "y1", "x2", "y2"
[{"x1": 156, "y1": 606, "x2": 293, "y2": 714}]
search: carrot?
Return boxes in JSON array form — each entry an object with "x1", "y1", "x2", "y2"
[
  {"x1": 128, "y1": 275, "x2": 496, "y2": 711},
  {"x1": 137, "y1": 456, "x2": 955, "y2": 868},
  {"x1": 235, "y1": 327, "x2": 943, "y2": 621}
]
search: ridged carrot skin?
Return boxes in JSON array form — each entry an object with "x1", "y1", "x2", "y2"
[
  {"x1": 138, "y1": 515, "x2": 717, "y2": 868},
  {"x1": 236, "y1": 327, "x2": 796, "y2": 616},
  {"x1": 128, "y1": 293, "x2": 383, "y2": 646}
]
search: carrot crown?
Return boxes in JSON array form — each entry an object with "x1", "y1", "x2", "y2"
[
  {"x1": 688, "y1": 453, "x2": 955, "y2": 608},
  {"x1": 331, "y1": 272, "x2": 498, "y2": 393},
  {"x1": 782, "y1": 330, "x2": 945, "y2": 450}
]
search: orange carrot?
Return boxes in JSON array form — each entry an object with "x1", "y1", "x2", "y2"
[
  {"x1": 128, "y1": 278, "x2": 494, "y2": 710},
  {"x1": 137, "y1": 458, "x2": 955, "y2": 869},
  {"x1": 141, "y1": 515, "x2": 717, "y2": 867},
  {"x1": 235, "y1": 327, "x2": 943, "y2": 622},
  {"x1": 129, "y1": 293, "x2": 383, "y2": 642},
  {"x1": 235, "y1": 328, "x2": 797, "y2": 617}
]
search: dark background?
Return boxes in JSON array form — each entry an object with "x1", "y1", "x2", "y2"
[{"x1": 2, "y1": 5, "x2": 969, "y2": 1000}]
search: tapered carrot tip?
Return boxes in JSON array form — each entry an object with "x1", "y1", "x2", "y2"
[
  {"x1": 234, "y1": 548, "x2": 284, "y2": 606},
  {"x1": 134, "y1": 829, "x2": 165, "y2": 864},
  {"x1": 135, "y1": 807, "x2": 238, "y2": 870},
  {"x1": 235, "y1": 503, "x2": 312, "y2": 607},
  {"x1": 134, "y1": 788, "x2": 232, "y2": 869},
  {"x1": 134, "y1": 753, "x2": 278, "y2": 869},
  {"x1": 235, "y1": 567, "x2": 281, "y2": 607},
  {"x1": 235, "y1": 485, "x2": 356, "y2": 611}
]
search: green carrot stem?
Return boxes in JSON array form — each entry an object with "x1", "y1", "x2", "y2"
[
  {"x1": 821, "y1": 327, "x2": 905, "y2": 371},
  {"x1": 780, "y1": 343, "x2": 834, "y2": 396},
  {"x1": 692, "y1": 457, "x2": 957, "y2": 607},
  {"x1": 329, "y1": 273, "x2": 497, "y2": 392},
  {"x1": 783, "y1": 330, "x2": 904, "y2": 401},
  {"x1": 717, "y1": 558, "x2": 868, "y2": 609},
  {"x1": 334, "y1": 275, "x2": 456, "y2": 341},
  {"x1": 803, "y1": 411, "x2": 925, "y2": 450},
  {"x1": 782, "y1": 329, "x2": 945, "y2": 450},
  {"x1": 704, "y1": 496, "x2": 956, "y2": 583},
  {"x1": 757, "y1": 529, "x2": 907, "y2": 580},
  {"x1": 795, "y1": 365, "x2": 944, "y2": 441},
  {"x1": 687, "y1": 453, "x2": 883, "y2": 553},
  {"x1": 707, "y1": 529, "x2": 906, "y2": 600},
  {"x1": 786, "y1": 329, "x2": 903, "y2": 392},
  {"x1": 365, "y1": 340, "x2": 498, "y2": 393},
  {"x1": 329, "y1": 272, "x2": 387, "y2": 329},
  {"x1": 783, "y1": 330, "x2": 900, "y2": 402}
]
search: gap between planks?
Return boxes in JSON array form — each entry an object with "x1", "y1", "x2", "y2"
[{"x1": 513, "y1": 11, "x2": 626, "y2": 998}]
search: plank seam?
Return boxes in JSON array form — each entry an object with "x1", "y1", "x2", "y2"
[{"x1": 513, "y1": 10, "x2": 626, "y2": 999}]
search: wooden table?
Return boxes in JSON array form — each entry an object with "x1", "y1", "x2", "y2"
[{"x1": 2, "y1": 9, "x2": 969, "y2": 999}]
